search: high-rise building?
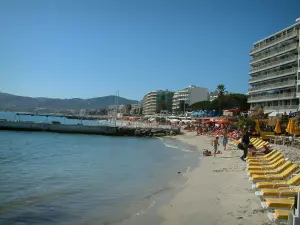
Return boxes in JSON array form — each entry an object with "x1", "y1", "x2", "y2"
[
  {"x1": 248, "y1": 18, "x2": 300, "y2": 114},
  {"x1": 172, "y1": 85, "x2": 208, "y2": 113},
  {"x1": 142, "y1": 90, "x2": 174, "y2": 115}
]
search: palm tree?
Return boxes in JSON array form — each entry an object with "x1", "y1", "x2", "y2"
[
  {"x1": 216, "y1": 84, "x2": 226, "y2": 114},
  {"x1": 216, "y1": 84, "x2": 226, "y2": 98}
]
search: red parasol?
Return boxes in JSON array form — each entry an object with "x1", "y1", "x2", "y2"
[
  {"x1": 192, "y1": 120, "x2": 202, "y2": 124},
  {"x1": 216, "y1": 119, "x2": 231, "y2": 124},
  {"x1": 203, "y1": 120, "x2": 215, "y2": 125}
]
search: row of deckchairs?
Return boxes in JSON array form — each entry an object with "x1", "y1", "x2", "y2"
[
  {"x1": 230, "y1": 137, "x2": 270, "y2": 150},
  {"x1": 247, "y1": 150, "x2": 300, "y2": 224}
]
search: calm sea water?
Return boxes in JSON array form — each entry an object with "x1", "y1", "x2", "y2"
[
  {"x1": 0, "y1": 111, "x2": 111, "y2": 126},
  {"x1": 0, "y1": 113, "x2": 199, "y2": 225}
]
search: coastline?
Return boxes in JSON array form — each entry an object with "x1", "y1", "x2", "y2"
[{"x1": 158, "y1": 132, "x2": 274, "y2": 225}]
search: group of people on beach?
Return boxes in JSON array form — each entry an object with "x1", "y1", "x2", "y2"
[
  {"x1": 203, "y1": 130, "x2": 229, "y2": 157},
  {"x1": 203, "y1": 130, "x2": 272, "y2": 160}
]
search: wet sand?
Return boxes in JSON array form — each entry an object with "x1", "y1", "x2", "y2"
[{"x1": 159, "y1": 132, "x2": 274, "y2": 225}]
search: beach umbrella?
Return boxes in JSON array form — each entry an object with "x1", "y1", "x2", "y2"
[
  {"x1": 286, "y1": 119, "x2": 291, "y2": 133},
  {"x1": 286, "y1": 119, "x2": 295, "y2": 134},
  {"x1": 290, "y1": 119, "x2": 296, "y2": 134},
  {"x1": 192, "y1": 120, "x2": 202, "y2": 124},
  {"x1": 216, "y1": 119, "x2": 231, "y2": 124},
  {"x1": 203, "y1": 120, "x2": 215, "y2": 125},
  {"x1": 255, "y1": 120, "x2": 260, "y2": 132},
  {"x1": 274, "y1": 120, "x2": 281, "y2": 134}
]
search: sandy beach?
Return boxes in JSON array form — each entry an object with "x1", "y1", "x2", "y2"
[{"x1": 159, "y1": 132, "x2": 274, "y2": 225}]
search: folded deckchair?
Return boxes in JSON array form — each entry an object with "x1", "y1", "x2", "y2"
[
  {"x1": 250, "y1": 164, "x2": 299, "y2": 183},
  {"x1": 252, "y1": 173, "x2": 300, "y2": 190},
  {"x1": 248, "y1": 155, "x2": 284, "y2": 167},
  {"x1": 248, "y1": 151, "x2": 282, "y2": 163},
  {"x1": 255, "y1": 186, "x2": 300, "y2": 200},
  {"x1": 248, "y1": 161, "x2": 293, "y2": 176},
  {"x1": 256, "y1": 142, "x2": 269, "y2": 149},
  {"x1": 268, "y1": 210, "x2": 293, "y2": 224},
  {"x1": 229, "y1": 138, "x2": 241, "y2": 146},
  {"x1": 248, "y1": 158, "x2": 285, "y2": 171},
  {"x1": 261, "y1": 198, "x2": 295, "y2": 210}
]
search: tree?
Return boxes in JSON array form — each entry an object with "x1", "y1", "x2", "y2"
[
  {"x1": 216, "y1": 84, "x2": 226, "y2": 114},
  {"x1": 238, "y1": 117, "x2": 255, "y2": 132},
  {"x1": 250, "y1": 108, "x2": 265, "y2": 119},
  {"x1": 190, "y1": 93, "x2": 249, "y2": 111}
]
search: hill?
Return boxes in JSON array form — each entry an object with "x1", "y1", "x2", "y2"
[{"x1": 0, "y1": 92, "x2": 139, "y2": 112}]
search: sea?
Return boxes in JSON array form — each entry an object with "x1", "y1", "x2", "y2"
[{"x1": 0, "y1": 112, "x2": 200, "y2": 225}]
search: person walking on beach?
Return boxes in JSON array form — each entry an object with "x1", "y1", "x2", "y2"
[
  {"x1": 212, "y1": 136, "x2": 220, "y2": 157},
  {"x1": 222, "y1": 130, "x2": 229, "y2": 151},
  {"x1": 241, "y1": 131, "x2": 250, "y2": 161}
]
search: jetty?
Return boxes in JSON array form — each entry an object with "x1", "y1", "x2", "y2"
[{"x1": 0, "y1": 120, "x2": 181, "y2": 137}]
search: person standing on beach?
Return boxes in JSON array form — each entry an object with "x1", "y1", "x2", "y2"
[
  {"x1": 241, "y1": 131, "x2": 250, "y2": 161},
  {"x1": 212, "y1": 136, "x2": 220, "y2": 157},
  {"x1": 222, "y1": 130, "x2": 229, "y2": 151}
]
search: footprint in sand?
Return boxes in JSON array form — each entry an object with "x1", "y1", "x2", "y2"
[{"x1": 253, "y1": 209, "x2": 266, "y2": 214}]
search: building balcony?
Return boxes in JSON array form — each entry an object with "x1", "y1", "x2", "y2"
[
  {"x1": 250, "y1": 43, "x2": 298, "y2": 64},
  {"x1": 248, "y1": 67, "x2": 297, "y2": 84},
  {"x1": 249, "y1": 55, "x2": 297, "y2": 74},
  {"x1": 250, "y1": 30, "x2": 297, "y2": 55},
  {"x1": 248, "y1": 80, "x2": 296, "y2": 93},
  {"x1": 262, "y1": 105, "x2": 299, "y2": 111},
  {"x1": 248, "y1": 92, "x2": 296, "y2": 103}
]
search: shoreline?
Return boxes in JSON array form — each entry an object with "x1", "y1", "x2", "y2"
[{"x1": 158, "y1": 132, "x2": 274, "y2": 225}]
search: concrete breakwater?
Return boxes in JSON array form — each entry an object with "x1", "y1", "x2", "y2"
[{"x1": 0, "y1": 120, "x2": 181, "y2": 137}]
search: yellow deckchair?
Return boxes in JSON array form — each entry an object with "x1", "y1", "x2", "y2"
[
  {"x1": 253, "y1": 173, "x2": 300, "y2": 190},
  {"x1": 268, "y1": 210, "x2": 293, "y2": 223},
  {"x1": 247, "y1": 150, "x2": 278, "y2": 161},
  {"x1": 248, "y1": 150, "x2": 281, "y2": 163},
  {"x1": 248, "y1": 161, "x2": 293, "y2": 176},
  {"x1": 248, "y1": 154, "x2": 284, "y2": 167},
  {"x1": 248, "y1": 158, "x2": 285, "y2": 171},
  {"x1": 255, "y1": 186, "x2": 300, "y2": 198},
  {"x1": 247, "y1": 150, "x2": 278, "y2": 160},
  {"x1": 261, "y1": 198, "x2": 295, "y2": 210},
  {"x1": 250, "y1": 164, "x2": 299, "y2": 183}
]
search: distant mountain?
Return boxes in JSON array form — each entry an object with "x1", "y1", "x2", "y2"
[{"x1": 0, "y1": 92, "x2": 139, "y2": 112}]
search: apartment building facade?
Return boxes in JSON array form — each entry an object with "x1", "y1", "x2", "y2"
[
  {"x1": 142, "y1": 90, "x2": 174, "y2": 115},
  {"x1": 248, "y1": 18, "x2": 300, "y2": 114},
  {"x1": 172, "y1": 85, "x2": 208, "y2": 113}
]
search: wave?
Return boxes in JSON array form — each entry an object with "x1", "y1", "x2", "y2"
[{"x1": 157, "y1": 137, "x2": 194, "y2": 152}]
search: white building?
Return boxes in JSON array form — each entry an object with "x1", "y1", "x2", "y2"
[
  {"x1": 172, "y1": 85, "x2": 208, "y2": 112},
  {"x1": 248, "y1": 18, "x2": 300, "y2": 114},
  {"x1": 130, "y1": 103, "x2": 141, "y2": 114}
]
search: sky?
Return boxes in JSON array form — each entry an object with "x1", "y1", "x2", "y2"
[{"x1": 1, "y1": 0, "x2": 300, "y2": 100}]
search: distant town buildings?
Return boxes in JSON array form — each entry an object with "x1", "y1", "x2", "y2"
[
  {"x1": 142, "y1": 90, "x2": 174, "y2": 115},
  {"x1": 141, "y1": 85, "x2": 208, "y2": 115},
  {"x1": 79, "y1": 109, "x2": 87, "y2": 116},
  {"x1": 107, "y1": 103, "x2": 141, "y2": 116},
  {"x1": 248, "y1": 18, "x2": 300, "y2": 114},
  {"x1": 130, "y1": 103, "x2": 141, "y2": 114},
  {"x1": 172, "y1": 85, "x2": 208, "y2": 113},
  {"x1": 208, "y1": 90, "x2": 230, "y2": 102}
]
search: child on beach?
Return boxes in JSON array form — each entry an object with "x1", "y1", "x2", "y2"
[{"x1": 212, "y1": 136, "x2": 220, "y2": 157}]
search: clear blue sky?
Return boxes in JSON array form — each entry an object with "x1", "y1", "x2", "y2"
[{"x1": 1, "y1": 0, "x2": 299, "y2": 100}]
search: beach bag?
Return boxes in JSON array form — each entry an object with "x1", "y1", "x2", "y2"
[{"x1": 237, "y1": 143, "x2": 243, "y2": 150}]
